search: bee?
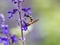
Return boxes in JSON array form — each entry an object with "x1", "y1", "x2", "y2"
[
  {"x1": 24, "y1": 14, "x2": 39, "y2": 26},
  {"x1": 28, "y1": 19, "x2": 39, "y2": 26},
  {"x1": 24, "y1": 19, "x2": 39, "y2": 32}
]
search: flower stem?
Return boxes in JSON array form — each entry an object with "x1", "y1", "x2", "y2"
[{"x1": 17, "y1": 0, "x2": 24, "y2": 45}]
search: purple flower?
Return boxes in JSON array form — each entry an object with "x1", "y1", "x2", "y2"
[
  {"x1": 0, "y1": 37, "x2": 9, "y2": 42},
  {"x1": 19, "y1": 0, "x2": 24, "y2": 2},
  {"x1": 22, "y1": 8, "x2": 31, "y2": 12},
  {"x1": 11, "y1": 35, "x2": 18, "y2": 43},
  {"x1": 2, "y1": 37, "x2": 8, "y2": 41},
  {"x1": 8, "y1": 9, "x2": 17, "y2": 14},
  {"x1": 22, "y1": 8, "x2": 32, "y2": 15},
  {"x1": 8, "y1": 14, "x2": 13, "y2": 19},
  {"x1": 22, "y1": 26, "x2": 28, "y2": 31},
  {"x1": 0, "y1": 0, "x2": 38, "y2": 45},
  {"x1": 4, "y1": 41, "x2": 9, "y2": 45},
  {"x1": 0, "y1": 37, "x2": 2, "y2": 43},
  {"x1": 27, "y1": 10, "x2": 32, "y2": 15},
  {"x1": 12, "y1": 0, "x2": 17, "y2": 4},
  {"x1": 0, "y1": 37, "x2": 9, "y2": 45},
  {"x1": 1, "y1": 25, "x2": 10, "y2": 35},
  {"x1": 8, "y1": 9, "x2": 17, "y2": 19},
  {"x1": 22, "y1": 21, "x2": 29, "y2": 31},
  {"x1": 12, "y1": 9, "x2": 17, "y2": 14},
  {"x1": 8, "y1": 11, "x2": 13, "y2": 19},
  {"x1": 14, "y1": 1, "x2": 17, "y2": 4}
]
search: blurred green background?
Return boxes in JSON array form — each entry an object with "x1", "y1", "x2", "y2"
[
  {"x1": 0, "y1": 0, "x2": 60, "y2": 45},
  {"x1": 32, "y1": 0, "x2": 60, "y2": 45}
]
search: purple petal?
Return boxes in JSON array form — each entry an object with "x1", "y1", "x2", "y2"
[
  {"x1": 22, "y1": 8, "x2": 31, "y2": 12},
  {"x1": 12, "y1": 9, "x2": 17, "y2": 14},
  {"x1": 1, "y1": 25, "x2": 10, "y2": 34},
  {"x1": 22, "y1": 26, "x2": 28, "y2": 31},
  {"x1": 4, "y1": 41, "x2": 9, "y2": 45},
  {"x1": 11, "y1": 35, "x2": 18, "y2": 43},
  {"x1": 8, "y1": 14, "x2": 13, "y2": 19},
  {"x1": 22, "y1": 21, "x2": 29, "y2": 31},
  {"x1": 8, "y1": 9, "x2": 17, "y2": 19},
  {"x1": 0, "y1": 37, "x2": 2, "y2": 43},
  {"x1": 2, "y1": 38, "x2": 8, "y2": 41},
  {"x1": 19, "y1": 0, "x2": 24, "y2": 2},
  {"x1": 27, "y1": 11, "x2": 32, "y2": 15}
]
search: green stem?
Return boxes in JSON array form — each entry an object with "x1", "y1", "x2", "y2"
[{"x1": 17, "y1": 0, "x2": 24, "y2": 45}]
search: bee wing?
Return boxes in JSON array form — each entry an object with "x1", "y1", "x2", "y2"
[{"x1": 28, "y1": 19, "x2": 39, "y2": 26}]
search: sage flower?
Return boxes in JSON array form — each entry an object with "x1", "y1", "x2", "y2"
[{"x1": 0, "y1": 0, "x2": 38, "y2": 45}]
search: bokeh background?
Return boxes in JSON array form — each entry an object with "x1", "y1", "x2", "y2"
[{"x1": 0, "y1": 0, "x2": 60, "y2": 45}]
